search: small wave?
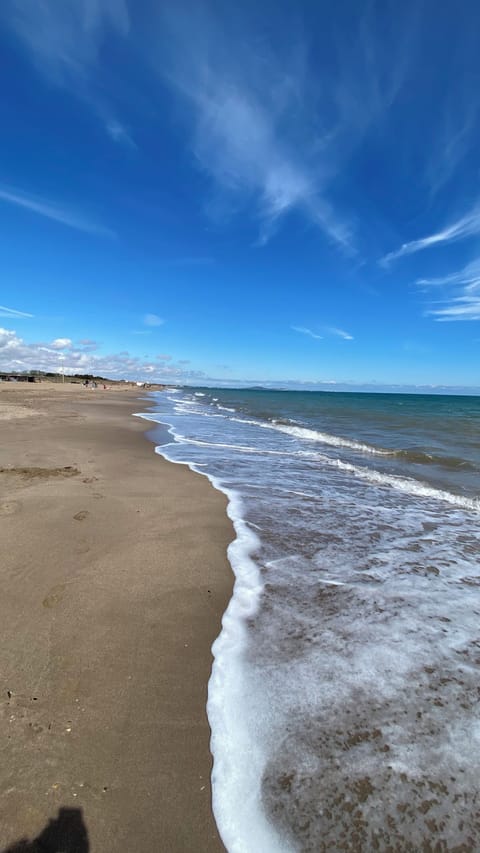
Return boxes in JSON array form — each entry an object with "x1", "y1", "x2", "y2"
[
  {"x1": 173, "y1": 434, "x2": 480, "y2": 512},
  {"x1": 300, "y1": 451, "x2": 480, "y2": 513},
  {"x1": 271, "y1": 417, "x2": 302, "y2": 427},
  {"x1": 393, "y1": 448, "x2": 476, "y2": 470},
  {"x1": 137, "y1": 408, "x2": 479, "y2": 513},
  {"x1": 179, "y1": 437, "x2": 296, "y2": 457},
  {"x1": 231, "y1": 416, "x2": 477, "y2": 471},
  {"x1": 217, "y1": 405, "x2": 236, "y2": 412},
  {"x1": 232, "y1": 416, "x2": 388, "y2": 455},
  {"x1": 175, "y1": 408, "x2": 224, "y2": 419},
  {"x1": 135, "y1": 398, "x2": 480, "y2": 853},
  {"x1": 194, "y1": 392, "x2": 206, "y2": 396}
]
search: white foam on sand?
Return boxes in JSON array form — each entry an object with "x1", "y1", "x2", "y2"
[
  {"x1": 135, "y1": 392, "x2": 480, "y2": 851},
  {"x1": 134, "y1": 408, "x2": 293, "y2": 853}
]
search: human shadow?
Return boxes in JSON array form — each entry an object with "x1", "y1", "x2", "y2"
[{"x1": 1, "y1": 807, "x2": 89, "y2": 853}]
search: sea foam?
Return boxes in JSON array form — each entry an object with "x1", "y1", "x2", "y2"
[
  {"x1": 136, "y1": 388, "x2": 480, "y2": 851},
  {"x1": 135, "y1": 407, "x2": 293, "y2": 851}
]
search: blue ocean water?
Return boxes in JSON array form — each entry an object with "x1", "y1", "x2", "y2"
[{"x1": 138, "y1": 388, "x2": 480, "y2": 852}]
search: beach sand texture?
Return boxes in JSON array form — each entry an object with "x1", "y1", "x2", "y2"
[{"x1": 0, "y1": 383, "x2": 232, "y2": 852}]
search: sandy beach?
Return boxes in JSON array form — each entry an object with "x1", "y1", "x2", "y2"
[{"x1": 0, "y1": 383, "x2": 233, "y2": 852}]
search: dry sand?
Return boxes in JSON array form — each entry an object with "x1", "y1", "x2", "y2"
[{"x1": 0, "y1": 382, "x2": 233, "y2": 852}]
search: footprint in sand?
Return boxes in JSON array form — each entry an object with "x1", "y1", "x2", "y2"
[
  {"x1": 73, "y1": 510, "x2": 89, "y2": 521},
  {"x1": 0, "y1": 500, "x2": 21, "y2": 516},
  {"x1": 43, "y1": 583, "x2": 66, "y2": 608},
  {"x1": 27, "y1": 722, "x2": 44, "y2": 736},
  {"x1": 75, "y1": 541, "x2": 90, "y2": 555}
]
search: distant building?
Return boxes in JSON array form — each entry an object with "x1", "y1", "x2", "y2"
[{"x1": 0, "y1": 373, "x2": 38, "y2": 382}]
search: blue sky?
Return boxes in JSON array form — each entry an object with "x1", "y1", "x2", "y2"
[{"x1": 1, "y1": 0, "x2": 480, "y2": 390}]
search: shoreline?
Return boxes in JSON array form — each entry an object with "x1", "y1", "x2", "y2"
[
  {"x1": 145, "y1": 405, "x2": 288, "y2": 852},
  {"x1": 0, "y1": 383, "x2": 233, "y2": 852}
]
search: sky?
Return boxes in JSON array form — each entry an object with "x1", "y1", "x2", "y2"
[{"x1": 1, "y1": 0, "x2": 480, "y2": 391}]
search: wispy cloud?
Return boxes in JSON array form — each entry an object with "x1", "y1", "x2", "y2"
[
  {"x1": 381, "y1": 204, "x2": 480, "y2": 266},
  {"x1": 327, "y1": 326, "x2": 354, "y2": 340},
  {"x1": 423, "y1": 31, "x2": 480, "y2": 199},
  {"x1": 143, "y1": 314, "x2": 164, "y2": 327},
  {"x1": 2, "y1": 0, "x2": 415, "y2": 247},
  {"x1": 429, "y1": 297, "x2": 480, "y2": 321},
  {"x1": 3, "y1": 0, "x2": 129, "y2": 79},
  {"x1": 419, "y1": 258, "x2": 480, "y2": 321},
  {"x1": 426, "y1": 106, "x2": 478, "y2": 197},
  {"x1": 292, "y1": 324, "x2": 354, "y2": 340},
  {"x1": 157, "y1": 6, "x2": 387, "y2": 251},
  {"x1": 0, "y1": 185, "x2": 114, "y2": 237},
  {"x1": 292, "y1": 326, "x2": 323, "y2": 340},
  {"x1": 0, "y1": 304, "x2": 34, "y2": 319},
  {"x1": 105, "y1": 119, "x2": 137, "y2": 149},
  {"x1": 2, "y1": 0, "x2": 131, "y2": 143},
  {"x1": 188, "y1": 74, "x2": 351, "y2": 249},
  {"x1": 155, "y1": 1, "x2": 417, "y2": 250},
  {"x1": 417, "y1": 259, "x2": 480, "y2": 290}
]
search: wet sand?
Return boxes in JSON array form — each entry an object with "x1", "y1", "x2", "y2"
[{"x1": 0, "y1": 383, "x2": 233, "y2": 852}]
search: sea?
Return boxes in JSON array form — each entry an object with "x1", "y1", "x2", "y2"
[{"x1": 137, "y1": 387, "x2": 480, "y2": 852}]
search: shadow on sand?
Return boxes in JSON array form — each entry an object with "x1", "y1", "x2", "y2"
[{"x1": 1, "y1": 807, "x2": 89, "y2": 853}]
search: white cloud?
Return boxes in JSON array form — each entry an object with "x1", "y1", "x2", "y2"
[
  {"x1": 156, "y1": 7, "x2": 361, "y2": 250},
  {"x1": 143, "y1": 314, "x2": 164, "y2": 327},
  {"x1": 154, "y1": 3, "x2": 415, "y2": 250},
  {"x1": 417, "y1": 258, "x2": 480, "y2": 289},
  {"x1": 2, "y1": 1, "x2": 414, "y2": 245},
  {"x1": 50, "y1": 338, "x2": 73, "y2": 350},
  {"x1": 0, "y1": 304, "x2": 34, "y2": 319},
  {"x1": 381, "y1": 205, "x2": 480, "y2": 266},
  {"x1": 0, "y1": 327, "x2": 204, "y2": 382},
  {"x1": 292, "y1": 325, "x2": 353, "y2": 340},
  {"x1": 2, "y1": 0, "x2": 131, "y2": 144},
  {"x1": 3, "y1": 0, "x2": 129, "y2": 80},
  {"x1": 429, "y1": 297, "x2": 480, "y2": 321},
  {"x1": 0, "y1": 185, "x2": 114, "y2": 237},
  {"x1": 0, "y1": 328, "x2": 20, "y2": 350},
  {"x1": 327, "y1": 327, "x2": 354, "y2": 340},
  {"x1": 424, "y1": 71, "x2": 479, "y2": 197},
  {"x1": 419, "y1": 258, "x2": 480, "y2": 321},
  {"x1": 105, "y1": 119, "x2": 136, "y2": 149},
  {"x1": 292, "y1": 326, "x2": 323, "y2": 340}
]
